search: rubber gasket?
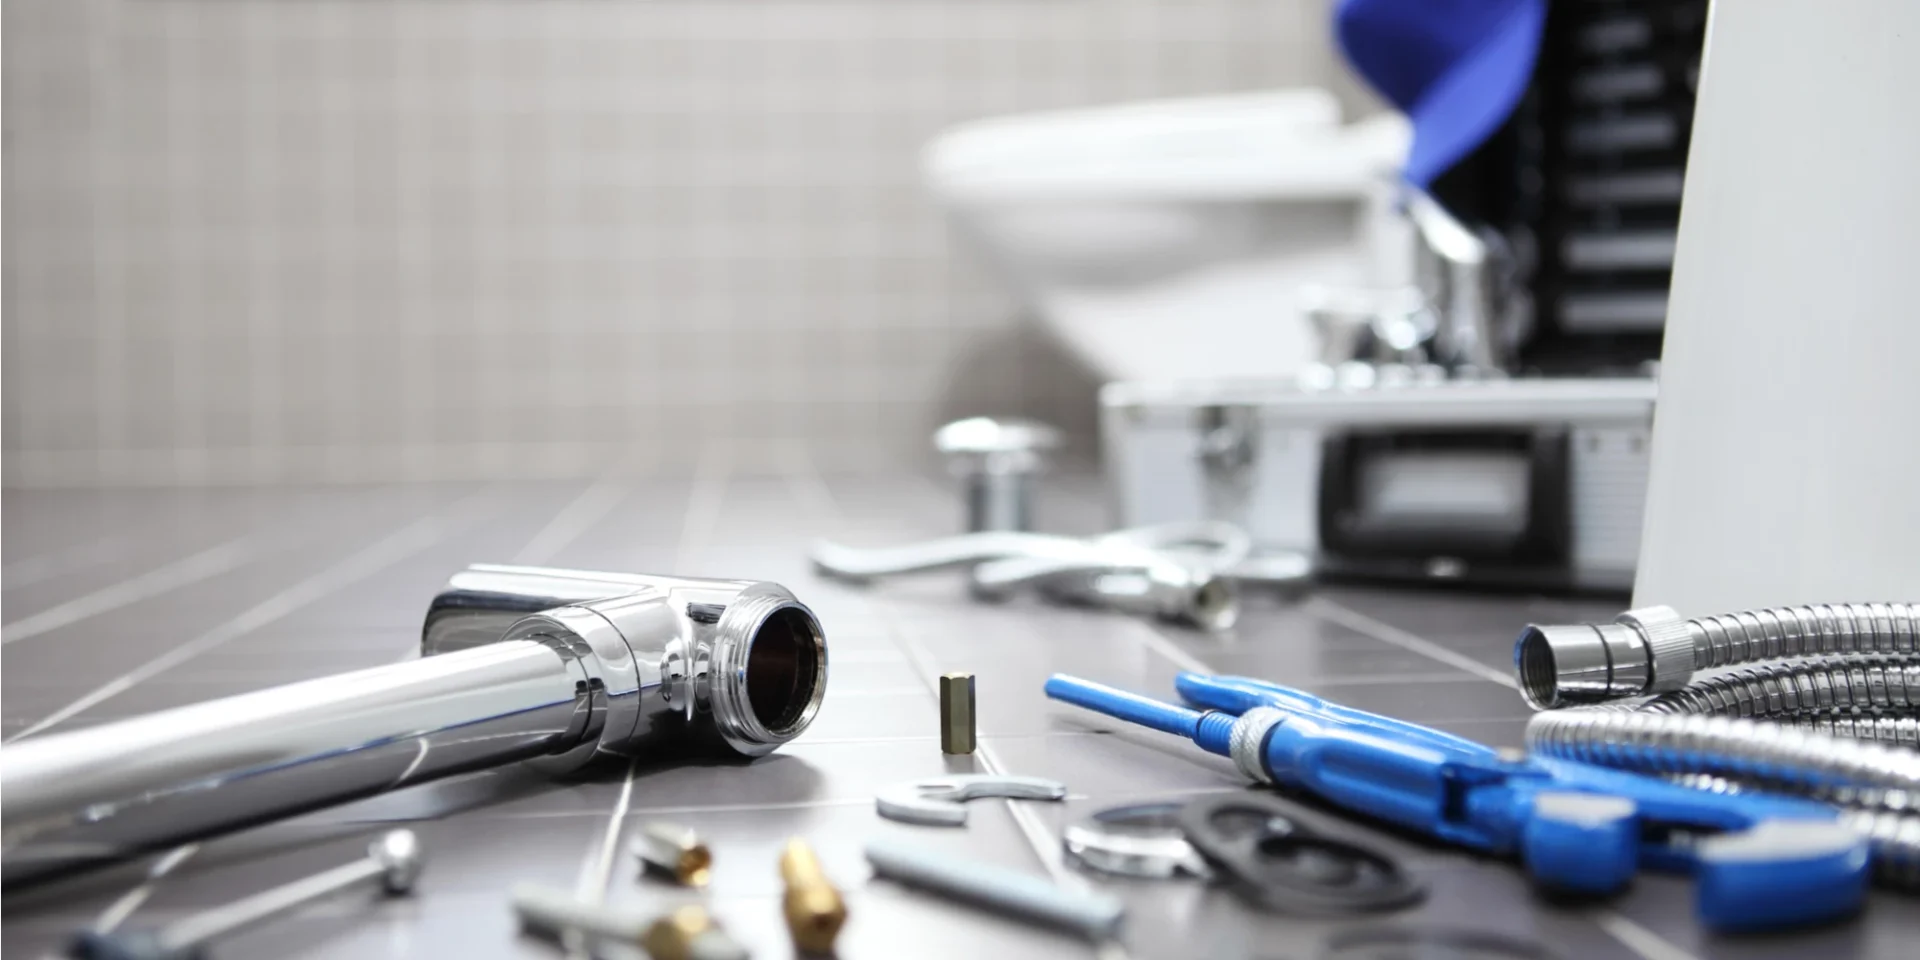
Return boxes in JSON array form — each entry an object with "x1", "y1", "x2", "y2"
[
  {"x1": 1321, "y1": 926, "x2": 1561, "y2": 960},
  {"x1": 1177, "y1": 793, "x2": 1425, "y2": 914}
]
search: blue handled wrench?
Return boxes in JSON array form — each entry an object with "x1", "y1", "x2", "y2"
[{"x1": 1045, "y1": 672, "x2": 1870, "y2": 931}]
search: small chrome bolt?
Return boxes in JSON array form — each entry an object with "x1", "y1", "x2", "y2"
[{"x1": 934, "y1": 417, "x2": 1062, "y2": 533}]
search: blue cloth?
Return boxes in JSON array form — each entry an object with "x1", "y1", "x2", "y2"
[{"x1": 1335, "y1": 0, "x2": 1546, "y2": 187}]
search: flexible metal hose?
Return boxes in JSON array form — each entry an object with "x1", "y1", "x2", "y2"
[
  {"x1": 1516, "y1": 601, "x2": 1919, "y2": 709},
  {"x1": 1688, "y1": 603, "x2": 1918, "y2": 668},
  {"x1": 1519, "y1": 604, "x2": 1920, "y2": 888},
  {"x1": 1633, "y1": 656, "x2": 1920, "y2": 745},
  {"x1": 1525, "y1": 710, "x2": 1920, "y2": 811}
]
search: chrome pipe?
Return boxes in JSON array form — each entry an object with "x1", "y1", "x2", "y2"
[
  {"x1": 809, "y1": 528, "x2": 1242, "y2": 630},
  {"x1": 1, "y1": 567, "x2": 827, "y2": 886}
]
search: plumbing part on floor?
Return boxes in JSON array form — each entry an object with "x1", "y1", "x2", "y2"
[
  {"x1": 864, "y1": 838, "x2": 1127, "y2": 942},
  {"x1": 935, "y1": 416, "x2": 1063, "y2": 533},
  {"x1": 69, "y1": 830, "x2": 422, "y2": 960},
  {"x1": 779, "y1": 838, "x2": 847, "y2": 955},
  {"x1": 811, "y1": 524, "x2": 1247, "y2": 630},
  {"x1": 1176, "y1": 794, "x2": 1424, "y2": 914},
  {"x1": 1319, "y1": 927, "x2": 1560, "y2": 960},
  {"x1": 1044, "y1": 672, "x2": 1875, "y2": 931},
  {"x1": 939, "y1": 672, "x2": 977, "y2": 755},
  {"x1": 1516, "y1": 603, "x2": 1917, "y2": 708},
  {"x1": 512, "y1": 887, "x2": 749, "y2": 960},
  {"x1": 874, "y1": 774, "x2": 1068, "y2": 827},
  {"x1": 1062, "y1": 802, "x2": 1211, "y2": 880},
  {"x1": 632, "y1": 822, "x2": 714, "y2": 888},
  {"x1": 1514, "y1": 600, "x2": 1920, "y2": 885},
  {"x1": 0, "y1": 566, "x2": 827, "y2": 886}
]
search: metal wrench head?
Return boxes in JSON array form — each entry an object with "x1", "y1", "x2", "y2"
[{"x1": 874, "y1": 774, "x2": 1068, "y2": 826}]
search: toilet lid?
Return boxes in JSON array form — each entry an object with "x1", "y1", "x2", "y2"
[{"x1": 1335, "y1": 0, "x2": 1545, "y2": 188}]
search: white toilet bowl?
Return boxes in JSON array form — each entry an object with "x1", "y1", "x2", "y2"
[{"x1": 926, "y1": 89, "x2": 1411, "y2": 382}]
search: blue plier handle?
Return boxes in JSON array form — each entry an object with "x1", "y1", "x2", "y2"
[{"x1": 1046, "y1": 672, "x2": 1870, "y2": 931}]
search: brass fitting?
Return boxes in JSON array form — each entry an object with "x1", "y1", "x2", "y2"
[
  {"x1": 641, "y1": 904, "x2": 746, "y2": 960},
  {"x1": 631, "y1": 821, "x2": 713, "y2": 887},
  {"x1": 940, "y1": 672, "x2": 977, "y2": 755},
  {"x1": 779, "y1": 837, "x2": 847, "y2": 954}
]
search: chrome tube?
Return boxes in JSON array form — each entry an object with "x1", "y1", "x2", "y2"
[
  {"x1": 809, "y1": 529, "x2": 1239, "y2": 630},
  {"x1": 2, "y1": 642, "x2": 583, "y2": 885},
  {"x1": 2, "y1": 567, "x2": 828, "y2": 886}
]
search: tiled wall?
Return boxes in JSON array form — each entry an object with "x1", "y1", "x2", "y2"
[{"x1": 4, "y1": 0, "x2": 1358, "y2": 486}]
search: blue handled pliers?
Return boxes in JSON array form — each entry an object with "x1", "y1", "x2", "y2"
[{"x1": 1045, "y1": 672, "x2": 1870, "y2": 931}]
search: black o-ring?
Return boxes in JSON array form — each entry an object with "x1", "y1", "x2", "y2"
[
  {"x1": 1321, "y1": 926, "x2": 1561, "y2": 960},
  {"x1": 1178, "y1": 792, "x2": 1425, "y2": 914}
]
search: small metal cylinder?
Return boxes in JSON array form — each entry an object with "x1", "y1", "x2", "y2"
[
  {"x1": 940, "y1": 673, "x2": 977, "y2": 755},
  {"x1": 631, "y1": 822, "x2": 712, "y2": 887},
  {"x1": 779, "y1": 838, "x2": 847, "y2": 955},
  {"x1": 934, "y1": 417, "x2": 1061, "y2": 534}
]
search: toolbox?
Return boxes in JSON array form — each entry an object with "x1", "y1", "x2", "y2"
[{"x1": 1101, "y1": 374, "x2": 1656, "y2": 591}]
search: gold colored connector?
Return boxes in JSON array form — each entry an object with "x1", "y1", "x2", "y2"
[
  {"x1": 641, "y1": 905, "x2": 735, "y2": 960},
  {"x1": 939, "y1": 672, "x2": 977, "y2": 755},
  {"x1": 631, "y1": 821, "x2": 713, "y2": 887},
  {"x1": 779, "y1": 837, "x2": 847, "y2": 955}
]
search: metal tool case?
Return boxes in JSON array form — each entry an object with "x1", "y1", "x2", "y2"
[{"x1": 1101, "y1": 374, "x2": 1655, "y2": 591}]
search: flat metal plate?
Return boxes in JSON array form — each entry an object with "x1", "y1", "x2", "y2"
[{"x1": 3, "y1": 474, "x2": 1913, "y2": 959}]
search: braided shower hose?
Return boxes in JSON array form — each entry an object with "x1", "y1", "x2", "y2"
[{"x1": 1514, "y1": 602, "x2": 1920, "y2": 887}]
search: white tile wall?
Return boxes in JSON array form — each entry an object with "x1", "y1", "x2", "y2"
[{"x1": 4, "y1": 0, "x2": 1359, "y2": 486}]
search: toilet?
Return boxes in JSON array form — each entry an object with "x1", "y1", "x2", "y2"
[{"x1": 925, "y1": 89, "x2": 1411, "y2": 383}]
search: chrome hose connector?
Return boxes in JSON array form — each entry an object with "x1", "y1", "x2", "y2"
[
  {"x1": 1514, "y1": 602, "x2": 1919, "y2": 709},
  {"x1": 1617, "y1": 606, "x2": 1693, "y2": 694}
]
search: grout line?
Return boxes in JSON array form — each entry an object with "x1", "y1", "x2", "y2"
[
  {"x1": 572, "y1": 442, "x2": 730, "y2": 914},
  {"x1": 6, "y1": 486, "x2": 504, "y2": 742},
  {"x1": 575, "y1": 756, "x2": 641, "y2": 901},
  {"x1": 1118, "y1": 619, "x2": 1212, "y2": 675},
  {"x1": 1592, "y1": 910, "x2": 1702, "y2": 960},
  {"x1": 512, "y1": 477, "x2": 631, "y2": 567},
  {"x1": 87, "y1": 843, "x2": 201, "y2": 935},
  {"x1": 1303, "y1": 596, "x2": 1519, "y2": 689},
  {"x1": 3, "y1": 533, "x2": 268, "y2": 645}
]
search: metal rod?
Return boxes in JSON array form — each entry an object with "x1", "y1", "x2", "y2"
[{"x1": 2, "y1": 641, "x2": 584, "y2": 885}]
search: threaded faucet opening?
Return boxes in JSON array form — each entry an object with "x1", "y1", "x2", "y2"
[
  {"x1": 745, "y1": 606, "x2": 825, "y2": 735},
  {"x1": 1517, "y1": 627, "x2": 1560, "y2": 709}
]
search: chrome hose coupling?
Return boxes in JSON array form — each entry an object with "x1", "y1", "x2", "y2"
[{"x1": 1514, "y1": 602, "x2": 1918, "y2": 710}]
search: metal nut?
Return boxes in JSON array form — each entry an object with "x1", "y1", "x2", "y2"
[
  {"x1": 940, "y1": 673, "x2": 977, "y2": 755},
  {"x1": 632, "y1": 822, "x2": 712, "y2": 887}
]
